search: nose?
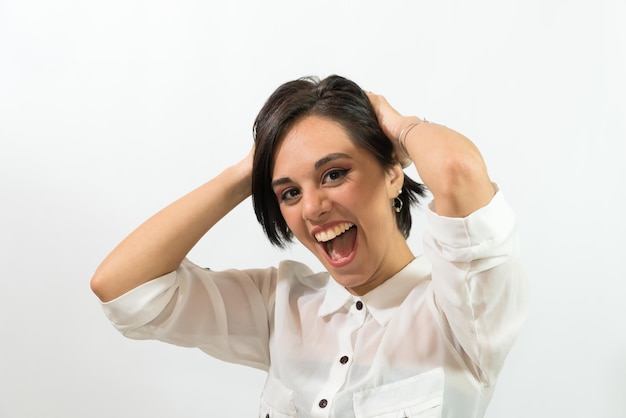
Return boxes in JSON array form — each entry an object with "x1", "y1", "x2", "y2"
[{"x1": 301, "y1": 190, "x2": 330, "y2": 221}]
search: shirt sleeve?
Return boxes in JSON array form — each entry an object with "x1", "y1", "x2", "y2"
[
  {"x1": 423, "y1": 185, "x2": 529, "y2": 386},
  {"x1": 100, "y1": 258, "x2": 277, "y2": 371}
]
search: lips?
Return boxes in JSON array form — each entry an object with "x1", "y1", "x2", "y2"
[{"x1": 314, "y1": 222, "x2": 354, "y2": 242}]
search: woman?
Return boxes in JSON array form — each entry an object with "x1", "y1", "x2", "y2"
[{"x1": 91, "y1": 75, "x2": 528, "y2": 417}]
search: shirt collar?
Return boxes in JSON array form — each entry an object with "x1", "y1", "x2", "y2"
[
  {"x1": 317, "y1": 256, "x2": 432, "y2": 326},
  {"x1": 317, "y1": 277, "x2": 353, "y2": 318}
]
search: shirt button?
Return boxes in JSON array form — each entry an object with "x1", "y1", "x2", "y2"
[
  {"x1": 340, "y1": 355, "x2": 349, "y2": 364},
  {"x1": 356, "y1": 301, "x2": 363, "y2": 310},
  {"x1": 265, "y1": 415, "x2": 269, "y2": 418},
  {"x1": 319, "y1": 398, "x2": 328, "y2": 408}
]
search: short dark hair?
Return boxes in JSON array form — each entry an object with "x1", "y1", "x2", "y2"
[{"x1": 252, "y1": 75, "x2": 426, "y2": 247}]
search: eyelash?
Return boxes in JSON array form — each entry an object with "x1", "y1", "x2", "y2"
[
  {"x1": 279, "y1": 188, "x2": 301, "y2": 203},
  {"x1": 322, "y1": 168, "x2": 349, "y2": 184},
  {"x1": 278, "y1": 168, "x2": 350, "y2": 203}
]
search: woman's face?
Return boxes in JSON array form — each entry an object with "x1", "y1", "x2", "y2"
[{"x1": 271, "y1": 115, "x2": 414, "y2": 295}]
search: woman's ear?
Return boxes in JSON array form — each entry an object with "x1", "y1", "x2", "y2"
[{"x1": 386, "y1": 162, "x2": 405, "y2": 198}]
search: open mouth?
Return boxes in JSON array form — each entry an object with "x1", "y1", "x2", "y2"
[{"x1": 314, "y1": 222, "x2": 357, "y2": 264}]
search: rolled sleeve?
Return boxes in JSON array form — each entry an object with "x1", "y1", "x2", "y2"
[
  {"x1": 100, "y1": 258, "x2": 276, "y2": 371},
  {"x1": 102, "y1": 268, "x2": 179, "y2": 333},
  {"x1": 426, "y1": 187, "x2": 517, "y2": 262},
  {"x1": 424, "y1": 185, "x2": 529, "y2": 385}
]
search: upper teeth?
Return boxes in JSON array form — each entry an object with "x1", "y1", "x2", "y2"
[{"x1": 315, "y1": 222, "x2": 354, "y2": 243}]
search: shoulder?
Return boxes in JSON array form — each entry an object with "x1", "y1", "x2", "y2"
[{"x1": 277, "y1": 260, "x2": 329, "y2": 291}]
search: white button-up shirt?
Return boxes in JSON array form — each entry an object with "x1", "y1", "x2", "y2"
[{"x1": 102, "y1": 188, "x2": 528, "y2": 418}]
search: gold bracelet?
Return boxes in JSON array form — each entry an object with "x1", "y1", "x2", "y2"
[{"x1": 398, "y1": 118, "x2": 428, "y2": 162}]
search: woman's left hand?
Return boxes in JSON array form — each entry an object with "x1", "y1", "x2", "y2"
[
  {"x1": 366, "y1": 91, "x2": 420, "y2": 167},
  {"x1": 367, "y1": 91, "x2": 494, "y2": 217}
]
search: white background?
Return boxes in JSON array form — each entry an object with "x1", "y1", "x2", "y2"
[{"x1": 1, "y1": 0, "x2": 625, "y2": 417}]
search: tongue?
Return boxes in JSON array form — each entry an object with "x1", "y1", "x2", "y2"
[{"x1": 327, "y1": 226, "x2": 357, "y2": 261}]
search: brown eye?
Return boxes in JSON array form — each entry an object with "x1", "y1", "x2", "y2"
[
  {"x1": 280, "y1": 188, "x2": 301, "y2": 202},
  {"x1": 322, "y1": 169, "x2": 349, "y2": 184}
]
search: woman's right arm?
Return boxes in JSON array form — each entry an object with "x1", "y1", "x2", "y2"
[{"x1": 90, "y1": 147, "x2": 254, "y2": 303}]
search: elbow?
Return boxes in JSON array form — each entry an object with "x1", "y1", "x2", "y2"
[
  {"x1": 440, "y1": 153, "x2": 487, "y2": 191},
  {"x1": 90, "y1": 270, "x2": 108, "y2": 302},
  {"x1": 90, "y1": 262, "x2": 170, "y2": 303},
  {"x1": 90, "y1": 267, "x2": 118, "y2": 303},
  {"x1": 430, "y1": 152, "x2": 493, "y2": 217}
]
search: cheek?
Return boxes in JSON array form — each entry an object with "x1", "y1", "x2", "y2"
[
  {"x1": 279, "y1": 206, "x2": 303, "y2": 235},
  {"x1": 278, "y1": 205, "x2": 293, "y2": 225},
  {"x1": 358, "y1": 192, "x2": 397, "y2": 228},
  {"x1": 344, "y1": 182, "x2": 388, "y2": 211}
]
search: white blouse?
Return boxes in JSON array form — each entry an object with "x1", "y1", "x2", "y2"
[{"x1": 101, "y1": 188, "x2": 529, "y2": 418}]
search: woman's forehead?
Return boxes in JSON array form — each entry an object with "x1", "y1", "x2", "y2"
[{"x1": 273, "y1": 117, "x2": 356, "y2": 166}]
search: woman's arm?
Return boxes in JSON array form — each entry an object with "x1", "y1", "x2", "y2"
[
  {"x1": 367, "y1": 93, "x2": 494, "y2": 217},
  {"x1": 368, "y1": 93, "x2": 528, "y2": 383},
  {"x1": 90, "y1": 147, "x2": 254, "y2": 303}
]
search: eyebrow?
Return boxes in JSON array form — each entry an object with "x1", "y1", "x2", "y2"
[
  {"x1": 314, "y1": 152, "x2": 351, "y2": 170},
  {"x1": 271, "y1": 152, "x2": 351, "y2": 188}
]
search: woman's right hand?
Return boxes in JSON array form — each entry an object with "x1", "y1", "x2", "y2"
[{"x1": 237, "y1": 144, "x2": 255, "y2": 195}]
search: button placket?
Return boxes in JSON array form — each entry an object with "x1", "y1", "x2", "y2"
[{"x1": 310, "y1": 299, "x2": 365, "y2": 417}]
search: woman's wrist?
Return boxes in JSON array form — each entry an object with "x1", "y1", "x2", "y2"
[
  {"x1": 393, "y1": 116, "x2": 421, "y2": 140},
  {"x1": 394, "y1": 116, "x2": 427, "y2": 166},
  {"x1": 226, "y1": 159, "x2": 253, "y2": 200}
]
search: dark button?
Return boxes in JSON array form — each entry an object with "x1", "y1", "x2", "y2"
[
  {"x1": 265, "y1": 415, "x2": 269, "y2": 418},
  {"x1": 319, "y1": 398, "x2": 328, "y2": 408},
  {"x1": 340, "y1": 355, "x2": 349, "y2": 364},
  {"x1": 356, "y1": 301, "x2": 363, "y2": 310}
]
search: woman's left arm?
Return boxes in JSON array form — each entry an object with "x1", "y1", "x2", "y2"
[
  {"x1": 369, "y1": 92, "x2": 529, "y2": 385},
  {"x1": 367, "y1": 93, "x2": 495, "y2": 217}
]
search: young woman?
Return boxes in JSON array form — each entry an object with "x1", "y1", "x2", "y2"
[{"x1": 91, "y1": 75, "x2": 528, "y2": 417}]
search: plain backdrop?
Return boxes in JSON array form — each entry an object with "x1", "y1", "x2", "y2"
[{"x1": 1, "y1": 0, "x2": 625, "y2": 417}]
